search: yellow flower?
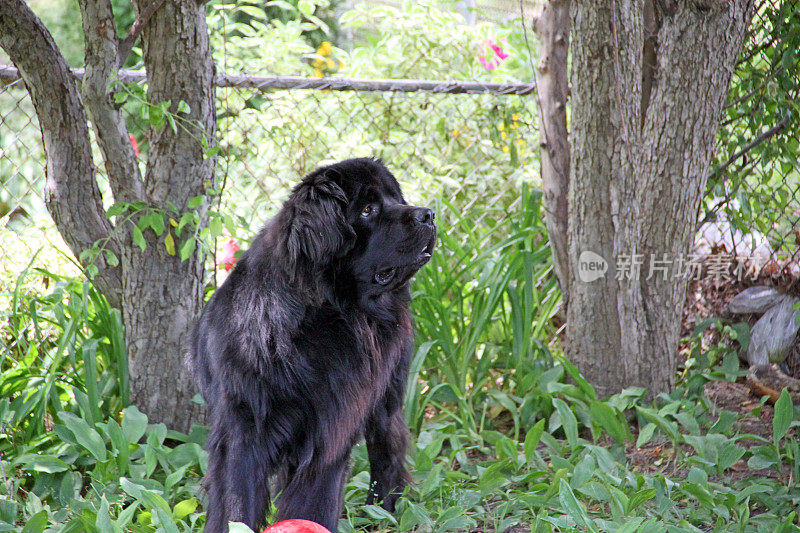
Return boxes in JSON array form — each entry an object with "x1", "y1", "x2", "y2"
[
  {"x1": 501, "y1": 132, "x2": 507, "y2": 140},
  {"x1": 326, "y1": 58, "x2": 335, "y2": 69},
  {"x1": 317, "y1": 41, "x2": 332, "y2": 56},
  {"x1": 312, "y1": 58, "x2": 324, "y2": 68},
  {"x1": 452, "y1": 129, "x2": 460, "y2": 137},
  {"x1": 511, "y1": 113, "x2": 520, "y2": 121},
  {"x1": 516, "y1": 138, "x2": 525, "y2": 145},
  {"x1": 313, "y1": 67, "x2": 323, "y2": 77},
  {"x1": 502, "y1": 146, "x2": 509, "y2": 153},
  {"x1": 497, "y1": 123, "x2": 505, "y2": 131},
  {"x1": 511, "y1": 122, "x2": 518, "y2": 129},
  {"x1": 338, "y1": 59, "x2": 345, "y2": 70}
]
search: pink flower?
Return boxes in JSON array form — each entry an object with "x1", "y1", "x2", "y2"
[
  {"x1": 489, "y1": 41, "x2": 509, "y2": 60},
  {"x1": 478, "y1": 56, "x2": 498, "y2": 70},
  {"x1": 220, "y1": 238, "x2": 240, "y2": 272},
  {"x1": 129, "y1": 133, "x2": 140, "y2": 157},
  {"x1": 478, "y1": 39, "x2": 509, "y2": 70}
]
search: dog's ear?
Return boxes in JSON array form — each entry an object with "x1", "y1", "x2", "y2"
[{"x1": 285, "y1": 171, "x2": 355, "y2": 265}]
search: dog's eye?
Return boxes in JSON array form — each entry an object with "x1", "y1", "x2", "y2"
[
  {"x1": 374, "y1": 268, "x2": 395, "y2": 285},
  {"x1": 360, "y1": 205, "x2": 375, "y2": 218}
]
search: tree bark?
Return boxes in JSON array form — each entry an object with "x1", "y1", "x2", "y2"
[
  {"x1": 566, "y1": 0, "x2": 755, "y2": 397},
  {"x1": 122, "y1": 0, "x2": 216, "y2": 432},
  {"x1": 533, "y1": 0, "x2": 571, "y2": 303},
  {"x1": 0, "y1": 0, "x2": 216, "y2": 431}
]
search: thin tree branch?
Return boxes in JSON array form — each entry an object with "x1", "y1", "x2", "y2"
[
  {"x1": 117, "y1": 0, "x2": 168, "y2": 68},
  {"x1": 79, "y1": 0, "x2": 145, "y2": 204},
  {"x1": 711, "y1": 111, "x2": 792, "y2": 178},
  {"x1": 0, "y1": 0, "x2": 122, "y2": 307}
]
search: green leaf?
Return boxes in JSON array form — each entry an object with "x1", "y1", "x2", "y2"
[
  {"x1": 104, "y1": 249, "x2": 119, "y2": 267},
  {"x1": 166, "y1": 113, "x2": 177, "y2": 134},
  {"x1": 298, "y1": 0, "x2": 314, "y2": 17},
  {"x1": 121, "y1": 405, "x2": 148, "y2": 444},
  {"x1": 149, "y1": 213, "x2": 165, "y2": 236},
  {"x1": 552, "y1": 398, "x2": 579, "y2": 448},
  {"x1": 627, "y1": 488, "x2": 656, "y2": 513},
  {"x1": 209, "y1": 217, "x2": 224, "y2": 239},
  {"x1": 59, "y1": 411, "x2": 107, "y2": 462},
  {"x1": 524, "y1": 419, "x2": 546, "y2": 464},
  {"x1": 20, "y1": 454, "x2": 69, "y2": 474},
  {"x1": 179, "y1": 237, "x2": 196, "y2": 261},
  {"x1": 773, "y1": 388, "x2": 793, "y2": 442},
  {"x1": 96, "y1": 496, "x2": 117, "y2": 533},
  {"x1": 636, "y1": 422, "x2": 656, "y2": 447},
  {"x1": 559, "y1": 480, "x2": 598, "y2": 532},
  {"x1": 590, "y1": 401, "x2": 629, "y2": 444},
  {"x1": 173, "y1": 498, "x2": 198, "y2": 519},
  {"x1": 176, "y1": 100, "x2": 191, "y2": 114},
  {"x1": 21, "y1": 510, "x2": 48, "y2": 533},
  {"x1": 164, "y1": 231, "x2": 176, "y2": 256},
  {"x1": 0, "y1": 497, "x2": 18, "y2": 524},
  {"x1": 106, "y1": 202, "x2": 128, "y2": 218},
  {"x1": 227, "y1": 523, "x2": 256, "y2": 533},
  {"x1": 363, "y1": 504, "x2": 398, "y2": 523},
  {"x1": 132, "y1": 225, "x2": 146, "y2": 252},
  {"x1": 187, "y1": 195, "x2": 204, "y2": 209}
]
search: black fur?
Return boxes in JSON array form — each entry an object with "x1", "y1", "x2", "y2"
[{"x1": 189, "y1": 158, "x2": 436, "y2": 532}]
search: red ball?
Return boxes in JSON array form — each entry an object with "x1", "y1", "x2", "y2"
[{"x1": 262, "y1": 519, "x2": 332, "y2": 533}]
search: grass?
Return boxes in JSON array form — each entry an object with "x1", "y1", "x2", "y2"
[{"x1": 1, "y1": 192, "x2": 799, "y2": 532}]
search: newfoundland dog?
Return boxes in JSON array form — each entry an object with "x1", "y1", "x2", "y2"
[{"x1": 189, "y1": 158, "x2": 436, "y2": 532}]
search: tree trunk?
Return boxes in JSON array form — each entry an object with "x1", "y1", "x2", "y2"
[
  {"x1": 565, "y1": 0, "x2": 754, "y2": 397},
  {"x1": 0, "y1": 0, "x2": 215, "y2": 431},
  {"x1": 118, "y1": 0, "x2": 216, "y2": 432},
  {"x1": 533, "y1": 0, "x2": 571, "y2": 303}
]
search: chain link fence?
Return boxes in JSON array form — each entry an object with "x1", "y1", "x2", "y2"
[
  {"x1": 697, "y1": 0, "x2": 800, "y2": 280},
  {"x1": 1, "y1": 0, "x2": 798, "y2": 364}
]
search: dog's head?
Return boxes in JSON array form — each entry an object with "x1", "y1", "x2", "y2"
[{"x1": 283, "y1": 158, "x2": 436, "y2": 302}]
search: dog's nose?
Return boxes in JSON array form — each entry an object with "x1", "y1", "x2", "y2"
[{"x1": 413, "y1": 207, "x2": 435, "y2": 226}]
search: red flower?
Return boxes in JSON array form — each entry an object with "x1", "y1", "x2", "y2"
[
  {"x1": 128, "y1": 133, "x2": 140, "y2": 157},
  {"x1": 220, "y1": 238, "x2": 240, "y2": 271}
]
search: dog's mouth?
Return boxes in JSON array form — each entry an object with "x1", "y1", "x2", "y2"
[
  {"x1": 373, "y1": 229, "x2": 436, "y2": 286},
  {"x1": 415, "y1": 234, "x2": 436, "y2": 263}
]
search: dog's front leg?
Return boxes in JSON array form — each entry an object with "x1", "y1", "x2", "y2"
[
  {"x1": 204, "y1": 425, "x2": 272, "y2": 532},
  {"x1": 276, "y1": 453, "x2": 351, "y2": 532},
  {"x1": 364, "y1": 354, "x2": 412, "y2": 512}
]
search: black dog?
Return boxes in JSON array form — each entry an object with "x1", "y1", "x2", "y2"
[{"x1": 189, "y1": 158, "x2": 436, "y2": 532}]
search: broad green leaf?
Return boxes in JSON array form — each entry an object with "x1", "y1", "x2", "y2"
[
  {"x1": 173, "y1": 498, "x2": 198, "y2": 519},
  {"x1": 59, "y1": 412, "x2": 107, "y2": 462},
  {"x1": 187, "y1": 195, "x2": 204, "y2": 209},
  {"x1": 773, "y1": 388, "x2": 792, "y2": 442},
  {"x1": 121, "y1": 405, "x2": 148, "y2": 444},
  {"x1": 559, "y1": 480, "x2": 599, "y2": 532},
  {"x1": 20, "y1": 454, "x2": 69, "y2": 473},
  {"x1": 150, "y1": 213, "x2": 165, "y2": 236},
  {"x1": 363, "y1": 504, "x2": 398, "y2": 523},
  {"x1": 636, "y1": 422, "x2": 656, "y2": 447},
  {"x1": 21, "y1": 510, "x2": 48, "y2": 533},
  {"x1": 590, "y1": 401, "x2": 629, "y2": 443},
  {"x1": 96, "y1": 496, "x2": 117, "y2": 533},
  {"x1": 552, "y1": 398, "x2": 578, "y2": 448},
  {"x1": 179, "y1": 237, "x2": 196, "y2": 261},
  {"x1": 106, "y1": 202, "x2": 128, "y2": 218},
  {"x1": 132, "y1": 225, "x2": 146, "y2": 252},
  {"x1": 524, "y1": 419, "x2": 546, "y2": 464}
]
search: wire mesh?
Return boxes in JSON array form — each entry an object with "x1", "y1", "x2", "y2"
[{"x1": 698, "y1": 0, "x2": 800, "y2": 280}]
